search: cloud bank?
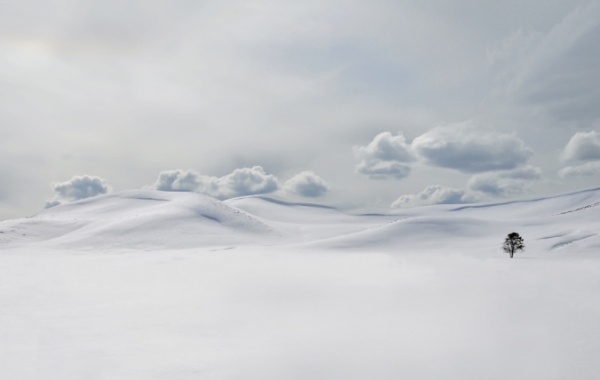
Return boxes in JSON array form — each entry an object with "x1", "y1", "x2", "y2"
[
  {"x1": 391, "y1": 185, "x2": 475, "y2": 208},
  {"x1": 562, "y1": 131, "x2": 600, "y2": 162},
  {"x1": 284, "y1": 171, "x2": 329, "y2": 198},
  {"x1": 559, "y1": 130, "x2": 600, "y2": 178},
  {"x1": 412, "y1": 125, "x2": 533, "y2": 173},
  {"x1": 357, "y1": 125, "x2": 534, "y2": 182},
  {"x1": 154, "y1": 166, "x2": 279, "y2": 199},
  {"x1": 354, "y1": 132, "x2": 414, "y2": 180},
  {"x1": 559, "y1": 162, "x2": 600, "y2": 178},
  {"x1": 493, "y1": 2, "x2": 600, "y2": 123},
  {"x1": 468, "y1": 166, "x2": 542, "y2": 197},
  {"x1": 154, "y1": 170, "x2": 201, "y2": 192},
  {"x1": 392, "y1": 165, "x2": 543, "y2": 208},
  {"x1": 46, "y1": 175, "x2": 110, "y2": 208},
  {"x1": 367, "y1": 124, "x2": 541, "y2": 206},
  {"x1": 1, "y1": 1, "x2": 597, "y2": 219}
]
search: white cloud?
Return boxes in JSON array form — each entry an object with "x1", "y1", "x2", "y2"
[
  {"x1": 154, "y1": 169, "x2": 200, "y2": 192},
  {"x1": 559, "y1": 162, "x2": 600, "y2": 178},
  {"x1": 562, "y1": 130, "x2": 600, "y2": 162},
  {"x1": 46, "y1": 175, "x2": 110, "y2": 208},
  {"x1": 468, "y1": 166, "x2": 542, "y2": 197},
  {"x1": 220, "y1": 166, "x2": 279, "y2": 198},
  {"x1": 503, "y1": 165, "x2": 543, "y2": 180},
  {"x1": 391, "y1": 166, "x2": 542, "y2": 207},
  {"x1": 412, "y1": 124, "x2": 533, "y2": 173},
  {"x1": 492, "y1": 2, "x2": 600, "y2": 123},
  {"x1": 354, "y1": 132, "x2": 414, "y2": 180},
  {"x1": 558, "y1": 130, "x2": 600, "y2": 179},
  {"x1": 391, "y1": 185, "x2": 475, "y2": 208},
  {"x1": 1, "y1": 1, "x2": 598, "y2": 219},
  {"x1": 153, "y1": 166, "x2": 279, "y2": 199},
  {"x1": 284, "y1": 171, "x2": 329, "y2": 198}
]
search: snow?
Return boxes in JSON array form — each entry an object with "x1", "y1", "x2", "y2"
[{"x1": 1, "y1": 187, "x2": 600, "y2": 379}]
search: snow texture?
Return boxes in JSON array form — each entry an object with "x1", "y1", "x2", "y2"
[{"x1": 1, "y1": 187, "x2": 600, "y2": 379}]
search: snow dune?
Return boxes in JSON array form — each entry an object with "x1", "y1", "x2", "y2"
[
  {"x1": 1, "y1": 187, "x2": 600, "y2": 379},
  {"x1": 1, "y1": 190, "x2": 279, "y2": 250},
  {"x1": 2, "y1": 187, "x2": 599, "y2": 254}
]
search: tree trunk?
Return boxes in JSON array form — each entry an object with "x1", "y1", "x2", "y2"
[{"x1": 510, "y1": 249, "x2": 514, "y2": 258}]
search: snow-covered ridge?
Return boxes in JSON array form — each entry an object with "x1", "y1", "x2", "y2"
[
  {"x1": 2, "y1": 188, "x2": 600, "y2": 380},
  {"x1": 1, "y1": 187, "x2": 599, "y2": 253},
  {"x1": 0, "y1": 190, "x2": 279, "y2": 250}
]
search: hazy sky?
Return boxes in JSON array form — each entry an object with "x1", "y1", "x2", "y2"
[{"x1": 1, "y1": 0, "x2": 599, "y2": 219}]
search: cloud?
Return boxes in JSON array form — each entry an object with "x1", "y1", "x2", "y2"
[
  {"x1": 153, "y1": 166, "x2": 279, "y2": 199},
  {"x1": 558, "y1": 130, "x2": 600, "y2": 179},
  {"x1": 1, "y1": 1, "x2": 598, "y2": 219},
  {"x1": 391, "y1": 165, "x2": 542, "y2": 208},
  {"x1": 412, "y1": 124, "x2": 533, "y2": 173},
  {"x1": 562, "y1": 130, "x2": 600, "y2": 162},
  {"x1": 559, "y1": 162, "x2": 600, "y2": 178},
  {"x1": 154, "y1": 169, "x2": 201, "y2": 192},
  {"x1": 46, "y1": 175, "x2": 110, "y2": 208},
  {"x1": 284, "y1": 171, "x2": 329, "y2": 198},
  {"x1": 491, "y1": 2, "x2": 600, "y2": 123},
  {"x1": 354, "y1": 132, "x2": 414, "y2": 180},
  {"x1": 220, "y1": 166, "x2": 279, "y2": 198},
  {"x1": 44, "y1": 200, "x2": 62, "y2": 209},
  {"x1": 468, "y1": 166, "x2": 542, "y2": 197},
  {"x1": 391, "y1": 185, "x2": 475, "y2": 208}
]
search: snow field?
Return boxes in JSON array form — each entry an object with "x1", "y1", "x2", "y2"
[
  {"x1": 1, "y1": 187, "x2": 600, "y2": 379},
  {"x1": 1, "y1": 247, "x2": 599, "y2": 379}
]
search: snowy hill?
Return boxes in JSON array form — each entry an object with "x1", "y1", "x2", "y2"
[
  {"x1": 0, "y1": 190, "x2": 279, "y2": 250},
  {"x1": 311, "y1": 187, "x2": 600, "y2": 254},
  {"x1": 1, "y1": 187, "x2": 600, "y2": 380},
  {"x1": 2, "y1": 187, "x2": 599, "y2": 254}
]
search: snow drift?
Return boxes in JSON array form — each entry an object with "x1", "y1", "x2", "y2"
[
  {"x1": 2, "y1": 187, "x2": 599, "y2": 254},
  {"x1": 1, "y1": 187, "x2": 600, "y2": 380},
  {"x1": 1, "y1": 190, "x2": 279, "y2": 249}
]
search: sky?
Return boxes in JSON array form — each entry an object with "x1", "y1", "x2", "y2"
[{"x1": 1, "y1": 0, "x2": 599, "y2": 219}]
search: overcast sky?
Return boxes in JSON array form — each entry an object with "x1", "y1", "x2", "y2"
[{"x1": 1, "y1": 0, "x2": 599, "y2": 218}]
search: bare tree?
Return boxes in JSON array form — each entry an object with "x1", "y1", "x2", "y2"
[{"x1": 503, "y1": 232, "x2": 525, "y2": 258}]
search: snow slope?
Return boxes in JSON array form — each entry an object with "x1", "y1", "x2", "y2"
[
  {"x1": 309, "y1": 187, "x2": 600, "y2": 254},
  {"x1": 1, "y1": 187, "x2": 600, "y2": 380},
  {"x1": 0, "y1": 190, "x2": 280, "y2": 250},
  {"x1": 2, "y1": 187, "x2": 599, "y2": 254}
]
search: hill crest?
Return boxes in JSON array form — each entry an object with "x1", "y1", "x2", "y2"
[{"x1": 1, "y1": 187, "x2": 599, "y2": 254}]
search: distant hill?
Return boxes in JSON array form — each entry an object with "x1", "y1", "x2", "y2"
[{"x1": 1, "y1": 187, "x2": 599, "y2": 254}]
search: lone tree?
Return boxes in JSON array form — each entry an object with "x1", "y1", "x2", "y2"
[{"x1": 503, "y1": 232, "x2": 525, "y2": 258}]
